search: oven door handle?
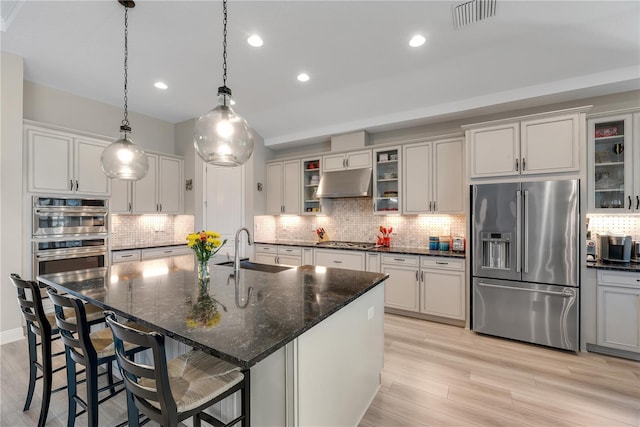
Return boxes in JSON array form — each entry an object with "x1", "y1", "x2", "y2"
[
  {"x1": 35, "y1": 247, "x2": 107, "y2": 260},
  {"x1": 34, "y1": 208, "x2": 108, "y2": 216},
  {"x1": 476, "y1": 281, "x2": 576, "y2": 297}
]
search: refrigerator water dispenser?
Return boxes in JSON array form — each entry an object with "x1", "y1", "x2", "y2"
[{"x1": 481, "y1": 232, "x2": 511, "y2": 269}]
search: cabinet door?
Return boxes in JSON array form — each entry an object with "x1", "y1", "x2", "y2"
[
  {"x1": 467, "y1": 123, "x2": 519, "y2": 178},
  {"x1": 433, "y1": 138, "x2": 464, "y2": 213},
  {"x1": 205, "y1": 164, "x2": 243, "y2": 253},
  {"x1": 420, "y1": 268, "x2": 465, "y2": 320},
  {"x1": 75, "y1": 138, "x2": 110, "y2": 195},
  {"x1": 634, "y1": 112, "x2": 640, "y2": 212},
  {"x1": 283, "y1": 160, "x2": 301, "y2": 214},
  {"x1": 28, "y1": 128, "x2": 74, "y2": 193},
  {"x1": 366, "y1": 253, "x2": 381, "y2": 273},
  {"x1": 302, "y1": 248, "x2": 314, "y2": 265},
  {"x1": 255, "y1": 253, "x2": 277, "y2": 265},
  {"x1": 521, "y1": 113, "x2": 580, "y2": 175},
  {"x1": 277, "y1": 255, "x2": 301, "y2": 267},
  {"x1": 403, "y1": 142, "x2": 431, "y2": 214},
  {"x1": 314, "y1": 249, "x2": 365, "y2": 270},
  {"x1": 158, "y1": 156, "x2": 182, "y2": 214},
  {"x1": 346, "y1": 150, "x2": 372, "y2": 169},
  {"x1": 381, "y1": 264, "x2": 419, "y2": 312},
  {"x1": 266, "y1": 162, "x2": 283, "y2": 214},
  {"x1": 110, "y1": 180, "x2": 132, "y2": 213},
  {"x1": 133, "y1": 154, "x2": 158, "y2": 213},
  {"x1": 322, "y1": 153, "x2": 346, "y2": 172},
  {"x1": 597, "y1": 285, "x2": 640, "y2": 353}
]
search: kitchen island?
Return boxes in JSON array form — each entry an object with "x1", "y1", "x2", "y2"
[{"x1": 38, "y1": 254, "x2": 387, "y2": 426}]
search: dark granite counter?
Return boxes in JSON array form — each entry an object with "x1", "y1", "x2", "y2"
[
  {"x1": 586, "y1": 260, "x2": 640, "y2": 273},
  {"x1": 38, "y1": 255, "x2": 387, "y2": 369},
  {"x1": 255, "y1": 240, "x2": 466, "y2": 259}
]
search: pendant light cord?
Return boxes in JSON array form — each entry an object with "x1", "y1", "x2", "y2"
[
  {"x1": 122, "y1": 4, "x2": 130, "y2": 130},
  {"x1": 222, "y1": 0, "x2": 228, "y2": 88}
]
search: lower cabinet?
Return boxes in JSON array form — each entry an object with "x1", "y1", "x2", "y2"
[
  {"x1": 597, "y1": 270, "x2": 640, "y2": 353},
  {"x1": 382, "y1": 254, "x2": 466, "y2": 322},
  {"x1": 314, "y1": 249, "x2": 365, "y2": 271},
  {"x1": 254, "y1": 244, "x2": 302, "y2": 266}
]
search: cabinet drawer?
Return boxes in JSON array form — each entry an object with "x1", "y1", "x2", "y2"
[
  {"x1": 112, "y1": 250, "x2": 140, "y2": 263},
  {"x1": 141, "y1": 246, "x2": 190, "y2": 260},
  {"x1": 381, "y1": 254, "x2": 419, "y2": 267},
  {"x1": 420, "y1": 257, "x2": 465, "y2": 271},
  {"x1": 255, "y1": 244, "x2": 278, "y2": 254},
  {"x1": 278, "y1": 246, "x2": 302, "y2": 257},
  {"x1": 597, "y1": 270, "x2": 640, "y2": 288}
]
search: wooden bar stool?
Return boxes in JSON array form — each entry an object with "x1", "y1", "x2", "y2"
[
  {"x1": 105, "y1": 311, "x2": 249, "y2": 427},
  {"x1": 47, "y1": 288, "x2": 148, "y2": 427},
  {"x1": 9, "y1": 273, "x2": 104, "y2": 427}
]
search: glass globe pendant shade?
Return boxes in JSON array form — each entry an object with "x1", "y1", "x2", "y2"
[
  {"x1": 101, "y1": 126, "x2": 149, "y2": 180},
  {"x1": 194, "y1": 88, "x2": 254, "y2": 167}
]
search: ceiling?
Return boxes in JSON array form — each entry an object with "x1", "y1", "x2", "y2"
[{"x1": 2, "y1": 1, "x2": 639, "y2": 150}]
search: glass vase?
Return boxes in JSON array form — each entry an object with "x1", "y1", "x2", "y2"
[{"x1": 197, "y1": 257, "x2": 210, "y2": 286}]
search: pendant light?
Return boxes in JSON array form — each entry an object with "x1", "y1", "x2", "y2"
[
  {"x1": 101, "y1": 0, "x2": 149, "y2": 181},
  {"x1": 194, "y1": 0, "x2": 254, "y2": 167}
]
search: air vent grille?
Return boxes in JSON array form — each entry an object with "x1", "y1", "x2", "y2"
[{"x1": 453, "y1": 0, "x2": 497, "y2": 28}]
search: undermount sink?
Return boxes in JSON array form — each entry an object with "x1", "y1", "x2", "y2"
[{"x1": 218, "y1": 260, "x2": 293, "y2": 273}]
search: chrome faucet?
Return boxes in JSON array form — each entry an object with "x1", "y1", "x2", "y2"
[{"x1": 234, "y1": 227, "x2": 253, "y2": 278}]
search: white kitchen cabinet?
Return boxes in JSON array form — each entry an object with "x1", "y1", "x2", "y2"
[
  {"x1": 419, "y1": 257, "x2": 465, "y2": 320},
  {"x1": 254, "y1": 244, "x2": 301, "y2": 266},
  {"x1": 111, "y1": 249, "x2": 141, "y2": 263},
  {"x1": 302, "y1": 248, "x2": 314, "y2": 265},
  {"x1": 266, "y1": 160, "x2": 300, "y2": 215},
  {"x1": 26, "y1": 123, "x2": 110, "y2": 196},
  {"x1": 314, "y1": 249, "x2": 365, "y2": 271},
  {"x1": 301, "y1": 157, "x2": 323, "y2": 215},
  {"x1": 587, "y1": 111, "x2": 639, "y2": 212},
  {"x1": 373, "y1": 147, "x2": 401, "y2": 214},
  {"x1": 113, "y1": 153, "x2": 183, "y2": 214},
  {"x1": 141, "y1": 245, "x2": 190, "y2": 260},
  {"x1": 381, "y1": 255, "x2": 420, "y2": 312},
  {"x1": 403, "y1": 137, "x2": 464, "y2": 214},
  {"x1": 466, "y1": 110, "x2": 582, "y2": 179},
  {"x1": 366, "y1": 253, "x2": 381, "y2": 273},
  {"x1": 596, "y1": 270, "x2": 640, "y2": 353},
  {"x1": 322, "y1": 149, "x2": 372, "y2": 172}
]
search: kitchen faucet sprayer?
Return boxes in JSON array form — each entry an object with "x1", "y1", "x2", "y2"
[{"x1": 234, "y1": 227, "x2": 252, "y2": 279}]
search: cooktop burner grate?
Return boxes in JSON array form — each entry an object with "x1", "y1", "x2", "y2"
[{"x1": 316, "y1": 241, "x2": 377, "y2": 250}]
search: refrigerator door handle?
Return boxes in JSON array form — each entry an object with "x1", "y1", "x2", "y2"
[
  {"x1": 476, "y1": 281, "x2": 576, "y2": 297},
  {"x1": 523, "y1": 190, "x2": 529, "y2": 274},
  {"x1": 516, "y1": 190, "x2": 522, "y2": 273}
]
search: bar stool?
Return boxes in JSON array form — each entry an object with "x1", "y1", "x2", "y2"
[
  {"x1": 47, "y1": 288, "x2": 148, "y2": 427},
  {"x1": 9, "y1": 273, "x2": 105, "y2": 427},
  {"x1": 105, "y1": 311, "x2": 249, "y2": 427}
]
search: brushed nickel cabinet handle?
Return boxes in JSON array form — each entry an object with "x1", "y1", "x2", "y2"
[
  {"x1": 75, "y1": 180, "x2": 79, "y2": 191},
  {"x1": 522, "y1": 158, "x2": 526, "y2": 171},
  {"x1": 636, "y1": 195, "x2": 639, "y2": 210},
  {"x1": 70, "y1": 180, "x2": 74, "y2": 190},
  {"x1": 515, "y1": 158, "x2": 519, "y2": 171}
]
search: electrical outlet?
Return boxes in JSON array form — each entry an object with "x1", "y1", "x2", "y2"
[{"x1": 367, "y1": 306, "x2": 374, "y2": 320}]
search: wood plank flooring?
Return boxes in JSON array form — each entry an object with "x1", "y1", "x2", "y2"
[{"x1": 1, "y1": 314, "x2": 638, "y2": 426}]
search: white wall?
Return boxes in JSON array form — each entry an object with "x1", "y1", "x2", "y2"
[
  {"x1": 1, "y1": 52, "x2": 25, "y2": 342},
  {"x1": 24, "y1": 81, "x2": 176, "y2": 154}
]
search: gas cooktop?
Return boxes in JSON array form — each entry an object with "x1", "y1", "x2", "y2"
[{"x1": 315, "y1": 241, "x2": 377, "y2": 250}]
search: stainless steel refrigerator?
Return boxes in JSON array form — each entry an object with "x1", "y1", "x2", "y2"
[{"x1": 471, "y1": 179, "x2": 580, "y2": 351}]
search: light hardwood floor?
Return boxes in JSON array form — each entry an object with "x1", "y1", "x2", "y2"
[{"x1": 1, "y1": 314, "x2": 639, "y2": 426}]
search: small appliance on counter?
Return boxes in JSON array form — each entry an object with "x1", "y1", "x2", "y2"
[
  {"x1": 586, "y1": 239, "x2": 597, "y2": 261},
  {"x1": 631, "y1": 241, "x2": 640, "y2": 263},
  {"x1": 598, "y1": 233, "x2": 632, "y2": 263},
  {"x1": 452, "y1": 236, "x2": 465, "y2": 252}
]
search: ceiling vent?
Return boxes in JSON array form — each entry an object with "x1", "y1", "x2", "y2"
[{"x1": 453, "y1": 0, "x2": 497, "y2": 28}]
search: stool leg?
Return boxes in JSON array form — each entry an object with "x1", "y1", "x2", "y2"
[
  {"x1": 37, "y1": 337, "x2": 53, "y2": 427},
  {"x1": 107, "y1": 360, "x2": 116, "y2": 394},
  {"x1": 86, "y1": 362, "x2": 99, "y2": 427},
  {"x1": 24, "y1": 328, "x2": 38, "y2": 411},
  {"x1": 65, "y1": 348, "x2": 77, "y2": 427}
]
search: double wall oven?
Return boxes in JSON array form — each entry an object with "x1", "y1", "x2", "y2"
[{"x1": 32, "y1": 196, "x2": 109, "y2": 277}]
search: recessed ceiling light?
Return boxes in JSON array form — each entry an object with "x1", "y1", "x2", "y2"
[
  {"x1": 409, "y1": 34, "x2": 426, "y2": 47},
  {"x1": 297, "y1": 73, "x2": 310, "y2": 82},
  {"x1": 247, "y1": 34, "x2": 263, "y2": 47},
  {"x1": 154, "y1": 81, "x2": 168, "y2": 90}
]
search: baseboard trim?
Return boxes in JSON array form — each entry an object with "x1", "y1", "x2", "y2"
[
  {"x1": 586, "y1": 343, "x2": 640, "y2": 361},
  {"x1": 0, "y1": 327, "x2": 25, "y2": 345}
]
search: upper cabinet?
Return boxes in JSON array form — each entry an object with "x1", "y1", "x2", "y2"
[
  {"x1": 322, "y1": 149, "x2": 372, "y2": 172},
  {"x1": 266, "y1": 160, "x2": 300, "y2": 215},
  {"x1": 373, "y1": 147, "x2": 401, "y2": 214},
  {"x1": 466, "y1": 110, "x2": 582, "y2": 179},
  {"x1": 112, "y1": 153, "x2": 183, "y2": 214},
  {"x1": 403, "y1": 137, "x2": 464, "y2": 214},
  {"x1": 587, "y1": 111, "x2": 640, "y2": 212},
  {"x1": 302, "y1": 157, "x2": 323, "y2": 215},
  {"x1": 26, "y1": 123, "x2": 110, "y2": 196}
]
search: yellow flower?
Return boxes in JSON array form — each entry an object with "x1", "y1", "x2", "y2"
[{"x1": 186, "y1": 230, "x2": 227, "y2": 262}]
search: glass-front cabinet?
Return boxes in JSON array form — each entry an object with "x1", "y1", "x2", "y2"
[
  {"x1": 588, "y1": 113, "x2": 636, "y2": 212},
  {"x1": 373, "y1": 147, "x2": 400, "y2": 214},
  {"x1": 302, "y1": 157, "x2": 322, "y2": 215}
]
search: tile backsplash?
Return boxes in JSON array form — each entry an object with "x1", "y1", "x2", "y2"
[
  {"x1": 255, "y1": 198, "x2": 466, "y2": 248},
  {"x1": 111, "y1": 215, "x2": 194, "y2": 248},
  {"x1": 587, "y1": 214, "x2": 640, "y2": 240}
]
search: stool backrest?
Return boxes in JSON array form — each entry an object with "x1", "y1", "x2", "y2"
[
  {"x1": 46, "y1": 288, "x2": 96, "y2": 367},
  {"x1": 104, "y1": 311, "x2": 177, "y2": 424},
  {"x1": 10, "y1": 273, "x2": 52, "y2": 339}
]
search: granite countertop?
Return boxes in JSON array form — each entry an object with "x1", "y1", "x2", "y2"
[
  {"x1": 38, "y1": 255, "x2": 388, "y2": 369},
  {"x1": 255, "y1": 240, "x2": 466, "y2": 259},
  {"x1": 586, "y1": 259, "x2": 640, "y2": 273}
]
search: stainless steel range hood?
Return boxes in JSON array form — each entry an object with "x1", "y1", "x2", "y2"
[{"x1": 316, "y1": 168, "x2": 372, "y2": 198}]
